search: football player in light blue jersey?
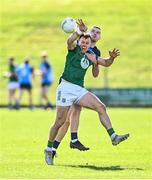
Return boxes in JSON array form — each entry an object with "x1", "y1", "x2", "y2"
[
  {"x1": 16, "y1": 59, "x2": 34, "y2": 109},
  {"x1": 40, "y1": 52, "x2": 53, "y2": 109}
]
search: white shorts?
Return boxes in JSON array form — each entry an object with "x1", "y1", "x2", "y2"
[
  {"x1": 56, "y1": 79, "x2": 88, "y2": 106},
  {"x1": 8, "y1": 82, "x2": 19, "y2": 90}
]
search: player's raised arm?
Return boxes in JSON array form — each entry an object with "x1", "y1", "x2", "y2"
[
  {"x1": 86, "y1": 48, "x2": 120, "y2": 67},
  {"x1": 67, "y1": 19, "x2": 88, "y2": 50}
]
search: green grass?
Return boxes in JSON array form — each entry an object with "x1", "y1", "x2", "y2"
[
  {"x1": 0, "y1": 0, "x2": 152, "y2": 104},
  {"x1": 0, "y1": 108, "x2": 152, "y2": 179}
]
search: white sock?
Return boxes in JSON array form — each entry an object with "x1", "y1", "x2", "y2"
[
  {"x1": 71, "y1": 139, "x2": 78, "y2": 143},
  {"x1": 52, "y1": 147, "x2": 57, "y2": 152},
  {"x1": 46, "y1": 147, "x2": 52, "y2": 151},
  {"x1": 111, "y1": 133, "x2": 117, "y2": 140}
]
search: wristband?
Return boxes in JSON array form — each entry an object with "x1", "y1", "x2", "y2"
[{"x1": 76, "y1": 28, "x2": 83, "y2": 36}]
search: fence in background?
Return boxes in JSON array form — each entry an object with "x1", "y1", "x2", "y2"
[
  {"x1": 0, "y1": 88, "x2": 152, "y2": 108},
  {"x1": 87, "y1": 88, "x2": 152, "y2": 107}
]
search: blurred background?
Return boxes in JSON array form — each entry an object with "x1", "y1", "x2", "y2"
[
  {"x1": 0, "y1": 0, "x2": 152, "y2": 106},
  {"x1": 1, "y1": 1, "x2": 152, "y2": 179}
]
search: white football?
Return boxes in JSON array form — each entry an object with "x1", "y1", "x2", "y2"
[{"x1": 61, "y1": 17, "x2": 77, "y2": 33}]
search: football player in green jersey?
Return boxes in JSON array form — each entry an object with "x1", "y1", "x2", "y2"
[
  {"x1": 45, "y1": 19, "x2": 129, "y2": 165},
  {"x1": 52, "y1": 26, "x2": 101, "y2": 152},
  {"x1": 6, "y1": 57, "x2": 19, "y2": 109}
]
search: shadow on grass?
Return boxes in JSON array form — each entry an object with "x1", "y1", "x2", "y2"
[{"x1": 60, "y1": 165, "x2": 143, "y2": 171}]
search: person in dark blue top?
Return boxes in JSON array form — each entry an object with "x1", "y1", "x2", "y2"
[
  {"x1": 16, "y1": 59, "x2": 34, "y2": 109},
  {"x1": 40, "y1": 52, "x2": 53, "y2": 109}
]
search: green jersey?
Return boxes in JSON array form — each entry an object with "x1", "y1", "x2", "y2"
[
  {"x1": 9, "y1": 64, "x2": 18, "y2": 82},
  {"x1": 61, "y1": 45, "x2": 93, "y2": 87}
]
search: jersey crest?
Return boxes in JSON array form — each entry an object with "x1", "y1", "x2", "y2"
[{"x1": 80, "y1": 56, "x2": 89, "y2": 69}]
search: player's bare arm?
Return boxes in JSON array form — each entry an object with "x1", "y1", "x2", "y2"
[
  {"x1": 86, "y1": 48, "x2": 120, "y2": 67},
  {"x1": 92, "y1": 64, "x2": 99, "y2": 77},
  {"x1": 2, "y1": 72, "x2": 11, "y2": 78},
  {"x1": 67, "y1": 19, "x2": 87, "y2": 50},
  {"x1": 99, "y1": 48, "x2": 120, "y2": 67}
]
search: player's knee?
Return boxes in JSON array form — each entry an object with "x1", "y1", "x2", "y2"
[
  {"x1": 53, "y1": 121, "x2": 64, "y2": 130},
  {"x1": 42, "y1": 93, "x2": 45, "y2": 98},
  {"x1": 64, "y1": 120, "x2": 70, "y2": 128},
  {"x1": 96, "y1": 103, "x2": 106, "y2": 114},
  {"x1": 54, "y1": 116, "x2": 65, "y2": 129}
]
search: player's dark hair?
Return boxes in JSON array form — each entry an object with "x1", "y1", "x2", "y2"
[
  {"x1": 24, "y1": 59, "x2": 29, "y2": 64},
  {"x1": 9, "y1": 57, "x2": 14, "y2": 62},
  {"x1": 79, "y1": 34, "x2": 91, "y2": 40}
]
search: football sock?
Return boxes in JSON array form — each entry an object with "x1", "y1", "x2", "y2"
[
  {"x1": 47, "y1": 140, "x2": 53, "y2": 148},
  {"x1": 46, "y1": 147, "x2": 52, "y2": 151},
  {"x1": 71, "y1": 132, "x2": 78, "y2": 143},
  {"x1": 52, "y1": 140, "x2": 60, "y2": 151},
  {"x1": 107, "y1": 128, "x2": 116, "y2": 140}
]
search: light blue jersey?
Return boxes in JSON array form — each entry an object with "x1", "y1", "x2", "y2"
[
  {"x1": 40, "y1": 62, "x2": 53, "y2": 85},
  {"x1": 16, "y1": 63, "x2": 33, "y2": 85}
]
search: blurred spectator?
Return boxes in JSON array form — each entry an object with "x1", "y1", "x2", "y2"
[
  {"x1": 7, "y1": 57, "x2": 19, "y2": 109},
  {"x1": 16, "y1": 59, "x2": 34, "y2": 109},
  {"x1": 40, "y1": 52, "x2": 53, "y2": 109}
]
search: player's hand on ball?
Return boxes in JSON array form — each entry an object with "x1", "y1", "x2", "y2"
[
  {"x1": 86, "y1": 53, "x2": 97, "y2": 65},
  {"x1": 109, "y1": 48, "x2": 120, "y2": 59},
  {"x1": 77, "y1": 19, "x2": 88, "y2": 32}
]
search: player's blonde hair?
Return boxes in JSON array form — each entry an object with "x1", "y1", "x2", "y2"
[{"x1": 92, "y1": 26, "x2": 101, "y2": 30}]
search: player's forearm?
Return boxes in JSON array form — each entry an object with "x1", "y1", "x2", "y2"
[
  {"x1": 2, "y1": 72, "x2": 10, "y2": 78},
  {"x1": 67, "y1": 32, "x2": 80, "y2": 47},
  {"x1": 104, "y1": 57, "x2": 115, "y2": 67},
  {"x1": 98, "y1": 56, "x2": 114, "y2": 67},
  {"x1": 92, "y1": 65, "x2": 99, "y2": 77}
]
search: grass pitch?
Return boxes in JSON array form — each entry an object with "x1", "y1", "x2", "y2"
[{"x1": 0, "y1": 108, "x2": 152, "y2": 179}]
